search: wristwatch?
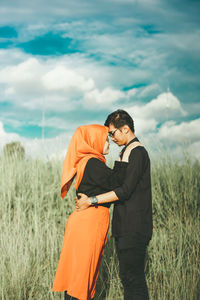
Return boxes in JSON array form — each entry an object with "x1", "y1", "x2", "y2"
[{"x1": 90, "y1": 196, "x2": 98, "y2": 207}]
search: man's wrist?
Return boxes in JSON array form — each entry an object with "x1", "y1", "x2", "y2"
[{"x1": 89, "y1": 196, "x2": 98, "y2": 206}]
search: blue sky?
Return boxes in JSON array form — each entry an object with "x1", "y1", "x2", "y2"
[{"x1": 0, "y1": 0, "x2": 199, "y2": 158}]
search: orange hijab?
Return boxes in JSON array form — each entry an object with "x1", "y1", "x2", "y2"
[{"x1": 61, "y1": 124, "x2": 109, "y2": 199}]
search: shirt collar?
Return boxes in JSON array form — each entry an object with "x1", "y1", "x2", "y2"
[{"x1": 119, "y1": 137, "x2": 139, "y2": 159}]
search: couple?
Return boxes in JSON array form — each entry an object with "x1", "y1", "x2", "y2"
[{"x1": 52, "y1": 110, "x2": 153, "y2": 300}]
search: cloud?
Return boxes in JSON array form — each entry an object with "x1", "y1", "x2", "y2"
[
  {"x1": 42, "y1": 65, "x2": 94, "y2": 93},
  {"x1": 0, "y1": 121, "x2": 19, "y2": 144},
  {"x1": 0, "y1": 57, "x2": 45, "y2": 96},
  {"x1": 2, "y1": 0, "x2": 198, "y2": 33},
  {"x1": 1, "y1": 12, "x2": 200, "y2": 106},
  {"x1": 121, "y1": 91, "x2": 187, "y2": 137},
  {"x1": 0, "y1": 56, "x2": 94, "y2": 111},
  {"x1": 133, "y1": 118, "x2": 157, "y2": 136},
  {"x1": 138, "y1": 83, "x2": 161, "y2": 98},
  {"x1": 0, "y1": 49, "x2": 29, "y2": 68},
  {"x1": 158, "y1": 118, "x2": 200, "y2": 143},
  {"x1": 0, "y1": 54, "x2": 131, "y2": 113},
  {"x1": 1, "y1": 115, "x2": 200, "y2": 162},
  {"x1": 0, "y1": 0, "x2": 199, "y2": 162},
  {"x1": 84, "y1": 87, "x2": 125, "y2": 108},
  {"x1": 0, "y1": 50, "x2": 195, "y2": 143},
  {"x1": 121, "y1": 92, "x2": 200, "y2": 156},
  {"x1": 127, "y1": 92, "x2": 186, "y2": 123}
]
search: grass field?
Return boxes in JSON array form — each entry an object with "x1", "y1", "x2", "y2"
[{"x1": 0, "y1": 153, "x2": 199, "y2": 300}]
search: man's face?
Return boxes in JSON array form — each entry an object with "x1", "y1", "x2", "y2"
[{"x1": 108, "y1": 124, "x2": 127, "y2": 146}]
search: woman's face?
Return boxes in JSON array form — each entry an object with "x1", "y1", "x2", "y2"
[{"x1": 103, "y1": 137, "x2": 110, "y2": 155}]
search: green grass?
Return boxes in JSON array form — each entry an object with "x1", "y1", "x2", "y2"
[{"x1": 0, "y1": 154, "x2": 199, "y2": 300}]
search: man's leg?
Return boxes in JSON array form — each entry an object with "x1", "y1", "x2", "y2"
[
  {"x1": 116, "y1": 238, "x2": 149, "y2": 300},
  {"x1": 64, "y1": 291, "x2": 79, "y2": 300},
  {"x1": 64, "y1": 291, "x2": 94, "y2": 300}
]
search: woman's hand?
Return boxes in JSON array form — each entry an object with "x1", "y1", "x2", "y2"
[{"x1": 75, "y1": 193, "x2": 90, "y2": 211}]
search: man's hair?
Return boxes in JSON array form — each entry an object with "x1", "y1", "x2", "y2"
[{"x1": 104, "y1": 109, "x2": 135, "y2": 133}]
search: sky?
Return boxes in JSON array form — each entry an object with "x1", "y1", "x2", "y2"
[{"x1": 0, "y1": 0, "x2": 200, "y2": 160}]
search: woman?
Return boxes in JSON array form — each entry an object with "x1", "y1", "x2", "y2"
[{"x1": 52, "y1": 124, "x2": 127, "y2": 300}]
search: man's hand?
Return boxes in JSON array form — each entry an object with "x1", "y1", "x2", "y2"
[{"x1": 75, "y1": 193, "x2": 90, "y2": 211}]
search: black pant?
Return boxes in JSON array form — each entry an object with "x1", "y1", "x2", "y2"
[
  {"x1": 115, "y1": 237, "x2": 149, "y2": 300},
  {"x1": 64, "y1": 291, "x2": 78, "y2": 300},
  {"x1": 64, "y1": 291, "x2": 94, "y2": 300}
]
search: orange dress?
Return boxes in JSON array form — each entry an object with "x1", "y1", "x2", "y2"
[
  {"x1": 52, "y1": 125, "x2": 126, "y2": 300},
  {"x1": 52, "y1": 206, "x2": 110, "y2": 300}
]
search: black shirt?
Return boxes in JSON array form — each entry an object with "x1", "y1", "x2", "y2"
[
  {"x1": 112, "y1": 146, "x2": 153, "y2": 245},
  {"x1": 77, "y1": 158, "x2": 127, "y2": 208}
]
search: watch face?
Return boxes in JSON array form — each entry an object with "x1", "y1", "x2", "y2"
[{"x1": 91, "y1": 196, "x2": 98, "y2": 205}]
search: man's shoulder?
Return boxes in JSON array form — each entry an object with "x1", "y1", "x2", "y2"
[{"x1": 129, "y1": 145, "x2": 149, "y2": 160}]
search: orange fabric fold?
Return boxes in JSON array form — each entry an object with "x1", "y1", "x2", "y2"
[
  {"x1": 61, "y1": 124, "x2": 108, "y2": 198},
  {"x1": 52, "y1": 206, "x2": 110, "y2": 299}
]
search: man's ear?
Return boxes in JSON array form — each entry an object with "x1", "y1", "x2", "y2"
[{"x1": 122, "y1": 125, "x2": 129, "y2": 134}]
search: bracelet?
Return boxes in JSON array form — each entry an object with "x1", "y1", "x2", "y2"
[{"x1": 90, "y1": 196, "x2": 98, "y2": 206}]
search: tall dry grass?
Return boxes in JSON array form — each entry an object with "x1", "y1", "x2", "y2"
[{"x1": 0, "y1": 153, "x2": 199, "y2": 299}]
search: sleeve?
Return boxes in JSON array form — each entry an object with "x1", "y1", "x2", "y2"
[
  {"x1": 113, "y1": 148, "x2": 144, "y2": 201},
  {"x1": 86, "y1": 158, "x2": 128, "y2": 191}
]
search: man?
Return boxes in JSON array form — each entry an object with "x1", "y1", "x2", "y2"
[{"x1": 76, "y1": 109, "x2": 153, "y2": 300}]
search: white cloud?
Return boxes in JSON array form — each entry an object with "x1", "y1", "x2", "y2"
[
  {"x1": 0, "y1": 57, "x2": 43, "y2": 85},
  {"x1": 0, "y1": 49, "x2": 30, "y2": 69},
  {"x1": 0, "y1": 121, "x2": 19, "y2": 142},
  {"x1": 30, "y1": 117, "x2": 82, "y2": 131},
  {"x1": 0, "y1": 0, "x2": 199, "y2": 162},
  {"x1": 134, "y1": 117, "x2": 157, "y2": 135},
  {"x1": 137, "y1": 129, "x2": 200, "y2": 162},
  {"x1": 0, "y1": 56, "x2": 93, "y2": 111},
  {"x1": 127, "y1": 88, "x2": 137, "y2": 97},
  {"x1": 42, "y1": 65, "x2": 95, "y2": 93},
  {"x1": 127, "y1": 92, "x2": 186, "y2": 122},
  {"x1": 158, "y1": 118, "x2": 200, "y2": 143},
  {"x1": 0, "y1": 54, "x2": 127, "y2": 112},
  {"x1": 0, "y1": 57, "x2": 46, "y2": 100},
  {"x1": 138, "y1": 83, "x2": 161, "y2": 98},
  {"x1": 118, "y1": 91, "x2": 188, "y2": 138},
  {"x1": 84, "y1": 87, "x2": 125, "y2": 108}
]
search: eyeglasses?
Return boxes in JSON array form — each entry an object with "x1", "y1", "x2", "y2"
[{"x1": 108, "y1": 128, "x2": 119, "y2": 137}]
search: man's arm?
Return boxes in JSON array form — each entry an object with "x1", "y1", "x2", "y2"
[
  {"x1": 75, "y1": 191, "x2": 119, "y2": 211},
  {"x1": 76, "y1": 148, "x2": 144, "y2": 211}
]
